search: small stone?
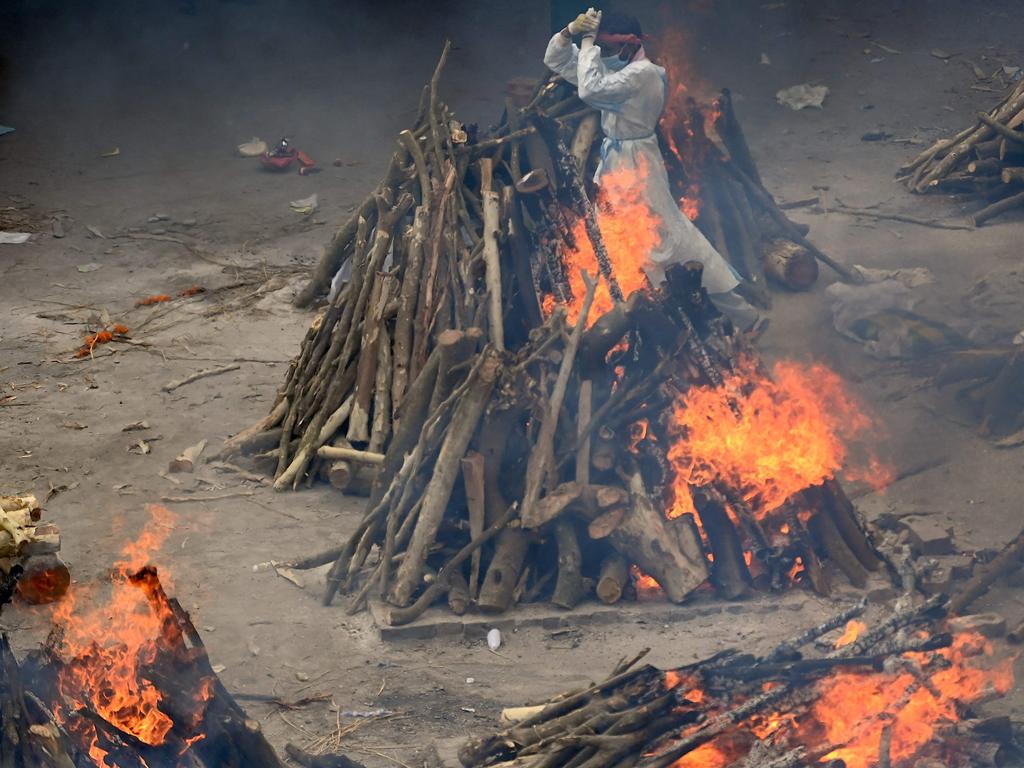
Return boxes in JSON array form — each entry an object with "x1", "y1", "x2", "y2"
[
  {"x1": 948, "y1": 613, "x2": 1007, "y2": 639},
  {"x1": 295, "y1": 671, "x2": 310, "y2": 682},
  {"x1": 179, "y1": 218, "x2": 197, "y2": 227},
  {"x1": 153, "y1": 212, "x2": 170, "y2": 221},
  {"x1": 899, "y1": 516, "x2": 955, "y2": 556}
]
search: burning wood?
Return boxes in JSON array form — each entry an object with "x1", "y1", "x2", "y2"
[
  {"x1": 0, "y1": 506, "x2": 287, "y2": 768},
  {"x1": 900, "y1": 78, "x2": 1024, "y2": 224},
  {"x1": 459, "y1": 597, "x2": 1017, "y2": 768},
  {"x1": 222, "y1": 46, "x2": 887, "y2": 621}
]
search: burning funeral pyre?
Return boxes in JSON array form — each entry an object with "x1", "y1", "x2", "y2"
[
  {"x1": 0, "y1": 505, "x2": 284, "y2": 768},
  {"x1": 457, "y1": 596, "x2": 1017, "y2": 768},
  {"x1": 219, "y1": 44, "x2": 885, "y2": 624}
]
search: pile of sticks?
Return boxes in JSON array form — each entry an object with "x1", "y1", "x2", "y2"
[
  {"x1": 900, "y1": 78, "x2": 1024, "y2": 225},
  {"x1": 223, "y1": 45, "x2": 878, "y2": 621},
  {"x1": 223, "y1": 45, "x2": 846, "y2": 495},
  {"x1": 458, "y1": 596, "x2": 1016, "y2": 768}
]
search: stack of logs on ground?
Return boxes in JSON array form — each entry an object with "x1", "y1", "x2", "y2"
[
  {"x1": 222, "y1": 45, "x2": 875, "y2": 624},
  {"x1": 457, "y1": 594, "x2": 1018, "y2": 768},
  {"x1": 900, "y1": 77, "x2": 1024, "y2": 225}
]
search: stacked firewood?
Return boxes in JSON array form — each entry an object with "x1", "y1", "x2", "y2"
[
  {"x1": 458, "y1": 596, "x2": 1017, "y2": 768},
  {"x1": 223, "y1": 45, "x2": 878, "y2": 621},
  {"x1": 900, "y1": 78, "x2": 1024, "y2": 225},
  {"x1": 222, "y1": 45, "x2": 847, "y2": 493}
]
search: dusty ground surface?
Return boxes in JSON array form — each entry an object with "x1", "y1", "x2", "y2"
[{"x1": 2, "y1": 0, "x2": 1023, "y2": 765}]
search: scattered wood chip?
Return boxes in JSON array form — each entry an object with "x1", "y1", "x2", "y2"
[
  {"x1": 931, "y1": 48, "x2": 954, "y2": 60},
  {"x1": 129, "y1": 439, "x2": 151, "y2": 455},
  {"x1": 85, "y1": 225, "x2": 106, "y2": 239},
  {"x1": 122, "y1": 421, "x2": 150, "y2": 431},
  {"x1": 169, "y1": 439, "x2": 207, "y2": 473},
  {"x1": 60, "y1": 422, "x2": 87, "y2": 430},
  {"x1": 868, "y1": 40, "x2": 901, "y2": 55},
  {"x1": 274, "y1": 566, "x2": 305, "y2": 588}
]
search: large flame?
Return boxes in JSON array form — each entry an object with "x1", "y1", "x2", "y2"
[
  {"x1": 667, "y1": 360, "x2": 882, "y2": 520},
  {"x1": 558, "y1": 156, "x2": 662, "y2": 325},
  {"x1": 50, "y1": 504, "x2": 209, "y2": 766},
  {"x1": 810, "y1": 632, "x2": 1014, "y2": 768},
  {"x1": 662, "y1": 630, "x2": 1013, "y2": 768}
]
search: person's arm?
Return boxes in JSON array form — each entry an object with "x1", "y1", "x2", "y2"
[
  {"x1": 544, "y1": 30, "x2": 581, "y2": 85},
  {"x1": 576, "y1": 43, "x2": 639, "y2": 110}
]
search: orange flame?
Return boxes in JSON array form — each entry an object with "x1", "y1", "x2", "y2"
[
  {"x1": 811, "y1": 632, "x2": 1014, "y2": 768},
  {"x1": 630, "y1": 564, "x2": 665, "y2": 600},
  {"x1": 834, "y1": 619, "x2": 868, "y2": 649},
  {"x1": 50, "y1": 505, "x2": 212, "y2": 766},
  {"x1": 667, "y1": 360, "x2": 882, "y2": 521},
  {"x1": 558, "y1": 156, "x2": 662, "y2": 325}
]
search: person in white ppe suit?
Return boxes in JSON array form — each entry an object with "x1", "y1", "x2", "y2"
[{"x1": 544, "y1": 9, "x2": 760, "y2": 330}]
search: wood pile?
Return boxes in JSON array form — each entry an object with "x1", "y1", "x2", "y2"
[
  {"x1": 458, "y1": 596, "x2": 1018, "y2": 768},
  {"x1": 222, "y1": 46, "x2": 878, "y2": 622},
  {"x1": 0, "y1": 494, "x2": 69, "y2": 605},
  {"x1": 900, "y1": 78, "x2": 1024, "y2": 225},
  {"x1": 18, "y1": 566, "x2": 286, "y2": 768}
]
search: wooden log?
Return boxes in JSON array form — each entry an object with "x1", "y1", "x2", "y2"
[
  {"x1": 503, "y1": 186, "x2": 544, "y2": 330},
  {"x1": 596, "y1": 552, "x2": 629, "y2": 605},
  {"x1": 608, "y1": 471, "x2": 709, "y2": 603},
  {"x1": 693, "y1": 492, "x2": 751, "y2": 600},
  {"x1": 1001, "y1": 167, "x2": 1024, "y2": 183},
  {"x1": 969, "y1": 190, "x2": 1024, "y2": 227},
  {"x1": 551, "y1": 519, "x2": 586, "y2": 609},
  {"x1": 967, "y1": 158, "x2": 1004, "y2": 176},
  {"x1": 316, "y1": 446, "x2": 385, "y2": 464},
  {"x1": 389, "y1": 348, "x2": 501, "y2": 607},
  {"x1": 389, "y1": 505, "x2": 518, "y2": 626},
  {"x1": 346, "y1": 274, "x2": 388, "y2": 443},
  {"x1": 479, "y1": 159, "x2": 505, "y2": 350},
  {"x1": 392, "y1": 207, "x2": 428, "y2": 413},
  {"x1": 808, "y1": 509, "x2": 868, "y2": 588},
  {"x1": 369, "y1": 317, "x2": 393, "y2": 454},
  {"x1": 821, "y1": 479, "x2": 883, "y2": 571},
  {"x1": 429, "y1": 328, "x2": 483, "y2": 413},
  {"x1": 219, "y1": 398, "x2": 289, "y2": 458},
  {"x1": 976, "y1": 111, "x2": 1024, "y2": 145},
  {"x1": 762, "y1": 238, "x2": 818, "y2": 291},
  {"x1": 454, "y1": 453, "x2": 486, "y2": 600},
  {"x1": 447, "y1": 568, "x2": 471, "y2": 615},
  {"x1": 714, "y1": 88, "x2": 762, "y2": 186},
  {"x1": 478, "y1": 526, "x2": 531, "y2": 613},
  {"x1": 571, "y1": 113, "x2": 600, "y2": 175},
  {"x1": 949, "y1": 525, "x2": 1024, "y2": 614},
  {"x1": 295, "y1": 150, "x2": 407, "y2": 307}
]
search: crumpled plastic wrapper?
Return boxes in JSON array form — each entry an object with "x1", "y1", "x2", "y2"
[{"x1": 776, "y1": 83, "x2": 829, "y2": 110}]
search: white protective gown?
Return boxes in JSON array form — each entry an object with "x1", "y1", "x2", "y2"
[{"x1": 544, "y1": 33, "x2": 740, "y2": 295}]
